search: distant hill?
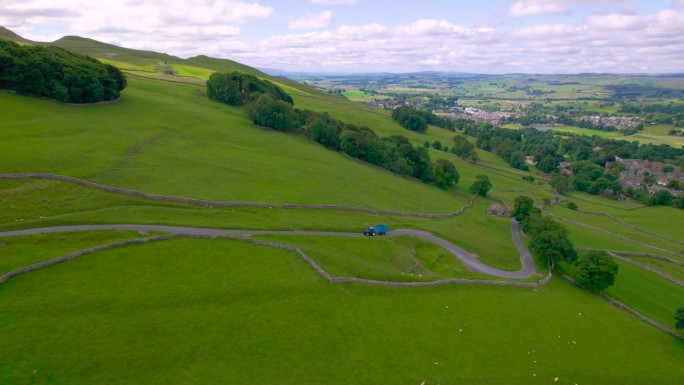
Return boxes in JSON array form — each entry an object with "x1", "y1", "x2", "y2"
[
  {"x1": 0, "y1": 27, "x2": 332, "y2": 97},
  {"x1": 0, "y1": 26, "x2": 29, "y2": 42}
]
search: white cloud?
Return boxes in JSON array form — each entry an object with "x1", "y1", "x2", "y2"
[
  {"x1": 2, "y1": 0, "x2": 684, "y2": 73},
  {"x1": 674, "y1": 0, "x2": 684, "y2": 7},
  {"x1": 288, "y1": 11, "x2": 334, "y2": 30},
  {"x1": 509, "y1": 1, "x2": 570, "y2": 17},
  {"x1": 586, "y1": 13, "x2": 646, "y2": 30},
  {"x1": 509, "y1": 0, "x2": 631, "y2": 17},
  {"x1": 227, "y1": 10, "x2": 684, "y2": 73},
  {"x1": 0, "y1": 0, "x2": 272, "y2": 56},
  {"x1": 310, "y1": 0, "x2": 357, "y2": 4},
  {"x1": 396, "y1": 19, "x2": 465, "y2": 36},
  {"x1": 337, "y1": 23, "x2": 388, "y2": 38}
]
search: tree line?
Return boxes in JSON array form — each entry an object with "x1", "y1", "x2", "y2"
[
  {"x1": 619, "y1": 103, "x2": 684, "y2": 128},
  {"x1": 551, "y1": 135, "x2": 684, "y2": 207},
  {"x1": 391, "y1": 105, "x2": 455, "y2": 132},
  {"x1": 0, "y1": 40, "x2": 126, "y2": 103},
  {"x1": 502, "y1": 102, "x2": 643, "y2": 134},
  {"x1": 462, "y1": 123, "x2": 564, "y2": 173},
  {"x1": 450, "y1": 117, "x2": 684, "y2": 207},
  {"x1": 207, "y1": 71, "x2": 293, "y2": 106},
  {"x1": 207, "y1": 72, "x2": 461, "y2": 190},
  {"x1": 512, "y1": 196, "x2": 618, "y2": 291}
]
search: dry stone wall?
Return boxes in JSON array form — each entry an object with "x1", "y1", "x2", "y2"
[
  {"x1": 560, "y1": 273, "x2": 684, "y2": 340},
  {"x1": 0, "y1": 173, "x2": 277, "y2": 207},
  {"x1": 0, "y1": 232, "x2": 549, "y2": 289},
  {"x1": 1, "y1": 173, "x2": 478, "y2": 217}
]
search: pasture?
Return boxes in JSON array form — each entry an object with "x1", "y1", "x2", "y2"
[{"x1": 1, "y1": 237, "x2": 683, "y2": 385}]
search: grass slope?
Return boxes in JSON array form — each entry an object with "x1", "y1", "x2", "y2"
[
  {"x1": 0, "y1": 230, "x2": 148, "y2": 275},
  {"x1": 1, "y1": 238, "x2": 682, "y2": 385},
  {"x1": 0, "y1": 179, "x2": 524, "y2": 271},
  {"x1": 0, "y1": 77, "x2": 467, "y2": 213},
  {"x1": 255, "y1": 234, "x2": 491, "y2": 281}
]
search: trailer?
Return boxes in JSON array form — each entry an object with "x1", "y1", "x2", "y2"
[{"x1": 363, "y1": 224, "x2": 388, "y2": 236}]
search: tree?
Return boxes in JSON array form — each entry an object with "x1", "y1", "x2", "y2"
[
  {"x1": 528, "y1": 215, "x2": 568, "y2": 239},
  {"x1": 405, "y1": 114, "x2": 428, "y2": 132},
  {"x1": 511, "y1": 195, "x2": 535, "y2": 223},
  {"x1": 675, "y1": 307, "x2": 684, "y2": 330},
  {"x1": 567, "y1": 201, "x2": 578, "y2": 210},
  {"x1": 305, "y1": 119, "x2": 340, "y2": 150},
  {"x1": 529, "y1": 230, "x2": 578, "y2": 266},
  {"x1": 0, "y1": 40, "x2": 125, "y2": 103},
  {"x1": 433, "y1": 159, "x2": 460, "y2": 189},
  {"x1": 651, "y1": 190, "x2": 674, "y2": 206},
  {"x1": 576, "y1": 251, "x2": 618, "y2": 291},
  {"x1": 207, "y1": 71, "x2": 293, "y2": 106},
  {"x1": 537, "y1": 155, "x2": 560, "y2": 173},
  {"x1": 246, "y1": 94, "x2": 299, "y2": 132},
  {"x1": 666, "y1": 180, "x2": 681, "y2": 190},
  {"x1": 643, "y1": 173, "x2": 656, "y2": 186},
  {"x1": 469, "y1": 175, "x2": 492, "y2": 197},
  {"x1": 550, "y1": 173, "x2": 572, "y2": 195},
  {"x1": 452, "y1": 135, "x2": 478, "y2": 161}
]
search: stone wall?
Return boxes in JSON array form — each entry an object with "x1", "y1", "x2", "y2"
[
  {"x1": 0, "y1": 173, "x2": 276, "y2": 208},
  {"x1": 560, "y1": 273, "x2": 683, "y2": 340},
  {"x1": 282, "y1": 194, "x2": 476, "y2": 219},
  {"x1": 576, "y1": 248, "x2": 684, "y2": 287},
  {"x1": 0, "y1": 232, "x2": 549, "y2": 289},
  {"x1": 0, "y1": 234, "x2": 178, "y2": 284},
  {"x1": 1, "y1": 173, "x2": 478, "y2": 217}
]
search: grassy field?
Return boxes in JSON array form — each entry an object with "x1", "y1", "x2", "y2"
[
  {"x1": 0, "y1": 178, "x2": 525, "y2": 271},
  {"x1": 550, "y1": 125, "x2": 624, "y2": 138},
  {"x1": 342, "y1": 90, "x2": 391, "y2": 102},
  {"x1": 622, "y1": 254, "x2": 684, "y2": 282},
  {"x1": 255, "y1": 234, "x2": 492, "y2": 281},
  {"x1": 546, "y1": 205, "x2": 684, "y2": 255},
  {"x1": 560, "y1": 257, "x2": 684, "y2": 328},
  {"x1": 1, "y1": 238, "x2": 683, "y2": 385},
  {"x1": 0, "y1": 230, "x2": 148, "y2": 275},
  {"x1": 624, "y1": 124, "x2": 684, "y2": 148}
]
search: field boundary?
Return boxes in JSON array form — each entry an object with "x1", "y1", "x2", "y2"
[
  {"x1": 0, "y1": 233, "x2": 551, "y2": 288},
  {"x1": 577, "y1": 247, "x2": 684, "y2": 287},
  {"x1": 281, "y1": 194, "x2": 475, "y2": 218},
  {"x1": 577, "y1": 210, "x2": 684, "y2": 246},
  {"x1": 560, "y1": 273, "x2": 684, "y2": 340},
  {"x1": 542, "y1": 208, "x2": 683, "y2": 258},
  {"x1": 607, "y1": 250, "x2": 684, "y2": 265},
  {"x1": 0, "y1": 173, "x2": 477, "y2": 217},
  {"x1": 0, "y1": 221, "x2": 538, "y2": 279}
]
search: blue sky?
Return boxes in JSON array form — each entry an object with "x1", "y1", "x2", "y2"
[{"x1": 2, "y1": 0, "x2": 684, "y2": 73}]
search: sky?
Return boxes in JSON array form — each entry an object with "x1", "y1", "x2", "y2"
[{"x1": 2, "y1": 0, "x2": 684, "y2": 74}]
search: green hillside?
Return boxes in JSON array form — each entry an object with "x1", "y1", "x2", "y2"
[
  {"x1": 1, "y1": 29, "x2": 683, "y2": 384},
  {"x1": 0, "y1": 26, "x2": 27, "y2": 42}
]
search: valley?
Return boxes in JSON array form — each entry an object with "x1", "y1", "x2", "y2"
[{"x1": 1, "y1": 28, "x2": 683, "y2": 385}]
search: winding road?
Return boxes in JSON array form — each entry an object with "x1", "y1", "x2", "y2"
[{"x1": 0, "y1": 219, "x2": 536, "y2": 279}]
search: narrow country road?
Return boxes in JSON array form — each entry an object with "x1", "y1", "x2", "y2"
[{"x1": 0, "y1": 220, "x2": 536, "y2": 279}]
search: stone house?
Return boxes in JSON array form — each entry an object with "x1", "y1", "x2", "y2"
[{"x1": 487, "y1": 204, "x2": 507, "y2": 216}]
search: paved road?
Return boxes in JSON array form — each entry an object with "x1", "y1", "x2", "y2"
[{"x1": 0, "y1": 220, "x2": 536, "y2": 279}]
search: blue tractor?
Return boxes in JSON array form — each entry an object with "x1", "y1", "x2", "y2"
[{"x1": 363, "y1": 224, "x2": 388, "y2": 236}]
